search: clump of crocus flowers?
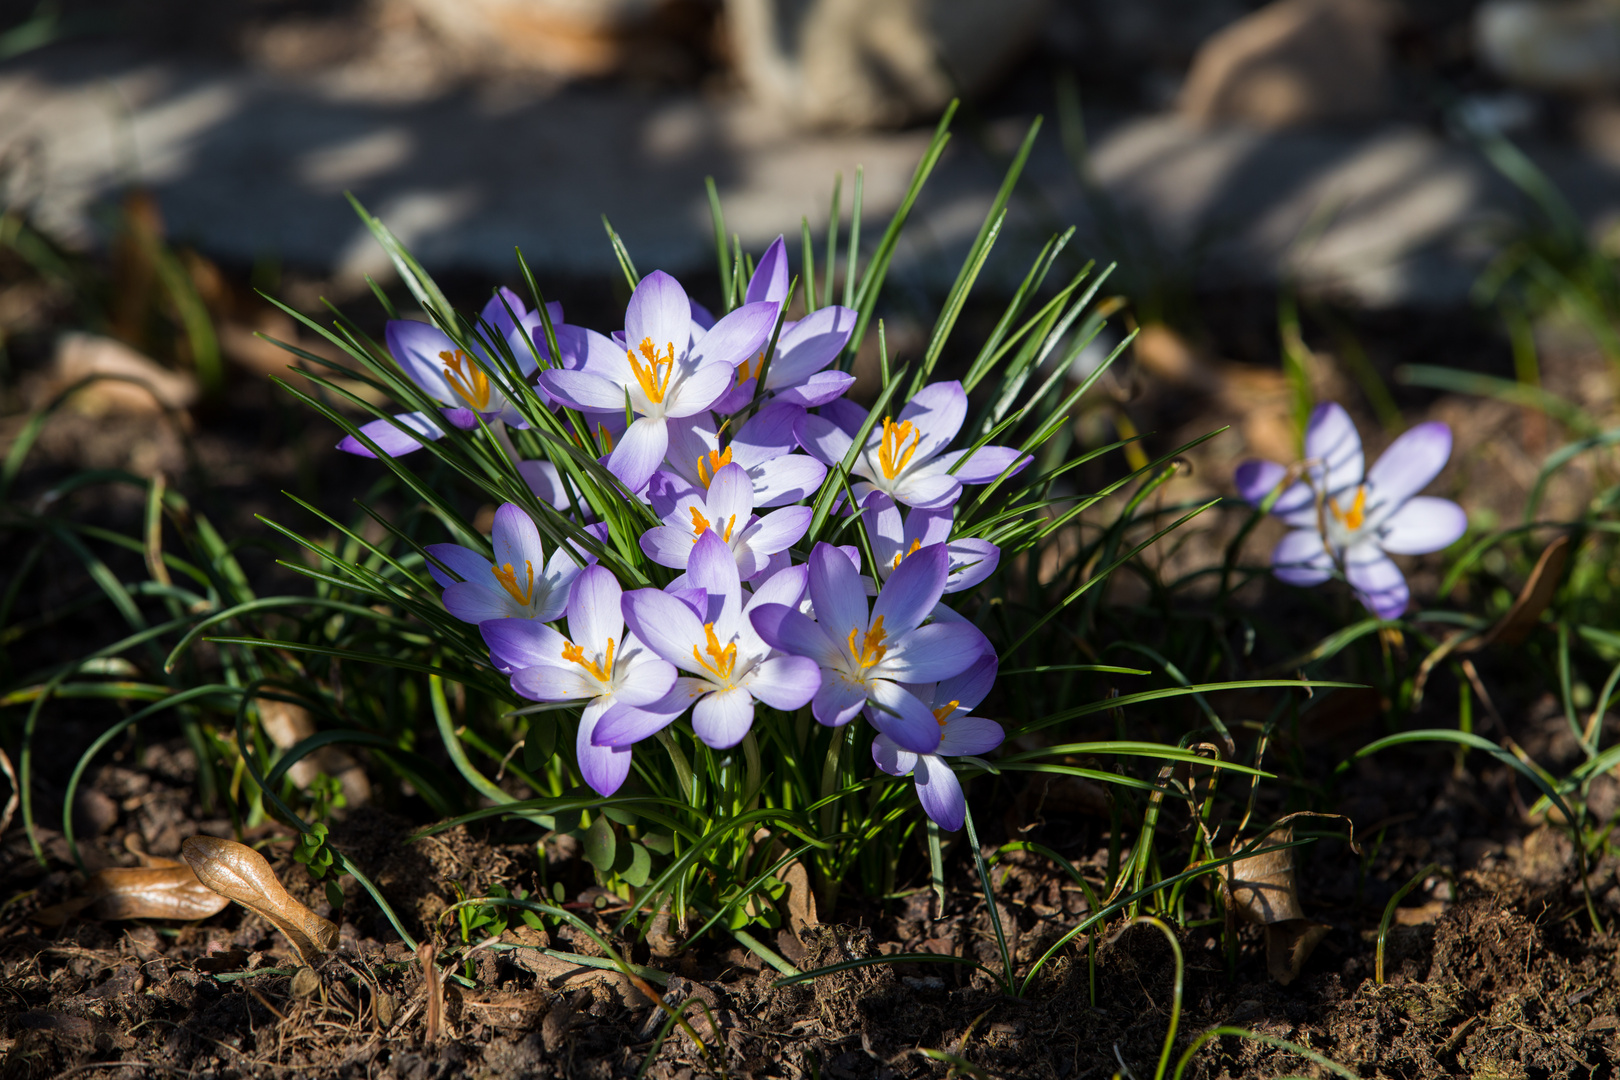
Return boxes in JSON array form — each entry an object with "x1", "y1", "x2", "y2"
[{"x1": 340, "y1": 238, "x2": 1028, "y2": 830}]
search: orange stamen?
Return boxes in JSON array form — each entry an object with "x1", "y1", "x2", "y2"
[
  {"x1": 491, "y1": 560, "x2": 535, "y2": 606},
  {"x1": 440, "y1": 350, "x2": 492, "y2": 411},
  {"x1": 932, "y1": 699, "x2": 960, "y2": 726},
  {"x1": 1329, "y1": 485, "x2": 1368, "y2": 531},
  {"x1": 891, "y1": 538, "x2": 923, "y2": 570},
  {"x1": 691, "y1": 622, "x2": 738, "y2": 681},
  {"x1": 689, "y1": 506, "x2": 710, "y2": 537},
  {"x1": 626, "y1": 337, "x2": 675, "y2": 404},
  {"x1": 877, "y1": 417, "x2": 922, "y2": 480},
  {"x1": 736, "y1": 351, "x2": 766, "y2": 387},
  {"x1": 561, "y1": 637, "x2": 615, "y2": 682},
  {"x1": 597, "y1": 424, "x2": 615, "y2": 453},
  {"x1": 846, "y1": 615, "x2": 888, "y2": 669},
  {"x1": 696, "y1": 446, "x2": 733, "y2": 488}
]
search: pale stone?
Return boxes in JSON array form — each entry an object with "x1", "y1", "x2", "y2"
[
  {"x1": 48, "y1": 333, "x2": 198, "y2": 416},
  {"x1": 1476, "y1": 0, "x2": 1620, "y2": 94}
]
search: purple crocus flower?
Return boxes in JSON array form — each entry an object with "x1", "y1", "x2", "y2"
[
  {"x1": 795, "y1": 381, "x2": 1029, "y2": 509},
  {"x1": 859, "y1": 491, "x2": 999, "y2": 593},
  {"x1": 872, "y1": 654, "x2": 1005, "y2": 832},
  {"x1": 1235, "y1": 402, "x2": 1467, "y2": 619},
  {"x1": 749, "y1": 542, "x2": 986, "y2": 753},
  {"x1": 648, "y1": 404, "x2": 828, "y2": 514},
  {"x1": 538, "y1": 271, "x2": 778, "y2": 492},
  {"x1": 481, "y1": 567, "x2": 676, "y2": 796},
  {"x1": 339, "y1": 291, "x2": 565, "y2": 458},
  {"x1": 598, "y1": 532, "x2": 822, "y2": 750},
  {"x1": 710, "y1": 305, "x2": 859, "y2": 413},
  {"x1": 424, "y1": 503, "x2": 587, "y2": 624},
  {"x1": 640, "y1": 462, "x2": 811, "y2": 580}
]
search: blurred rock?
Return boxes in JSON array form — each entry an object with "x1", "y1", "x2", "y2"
[
  {"x1": 46, "y1": 333, "x2": 198, "y2": 417},
  {"x1": 1476, "y1": 0, "x2": 1620, "y2": 94},
  {"x1": 726, "y1": 0, "x2": 1047, "y2": 129},
  {"x1": 397, "y1": 0, "x2": 680, "y2": 78},
  {"x1": 1179, "y1": 0, "x2": 1395, "y2": 129},
  {"x1": 256, "y1": 698, "x2": 372, "y2": 810}
]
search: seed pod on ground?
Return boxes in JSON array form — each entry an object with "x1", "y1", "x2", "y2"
[{"x1": 181, "y1": 835, "x2": 339, "y2": 966}]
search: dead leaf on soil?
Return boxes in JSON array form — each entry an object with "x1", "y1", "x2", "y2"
[
  {"x1": 1265, "y1": 921, "x2": 1332, "y2": 986},
  {"x1": 781, "y1": 859, "x2": 819, "y2": 939},
  {"x1": 1228, "y1": 815, "x2": 1360, "y2": 984},
  {"x1": 180, "y1": 835, "x2": 338, "y2": 966},
  {"x1": 34, "y1": 860, "x2": 230, "y2": 926}
]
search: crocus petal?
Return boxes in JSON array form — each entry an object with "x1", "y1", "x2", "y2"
[
  {"x1": 871, "y1": 543, "x2": 949, "y2": 636},
  {"x1": 1377, "y1": 497, "x2": 1467, "y2": 555},
  {"x1": 622, "y1": 588, "x2": 708, "y2": 669},
  {"x1": 511, "y1": 663, "x2": 596, "y2": 702},
  {"x1": 1234, "y1": 459, "x2": 1314, "y2": 518},
  {"x1": 944, "y1": 539, "x2": 1000, "y2": 592},
  {"x1": 666, "y1": 362, "x2": 737, "y2": 417},
  {"x1": 687, "y1": 301, "x2": 778, "y2": 371},
  {"x1": 424, "y1": 543, "x2": 491, "y2": 588},
  {"x1": 442, "y1": 582, "x2": 516, "y2": 624},
  {"x1": 894, "y1": 382, "x2": 967, "y2": 464},
  {"x1": 769, "y1": 306, "x2": 856, "y2": 382},
  {"x1": 745, "y1": 236, "x2": 790, "y2": 305},
  {"x1": 752, "y1": 454, "x2": 829, "y2": 507},
  {"x1": 812, "y1": 677, "x2": 867, "y2": 727},
  {"x1": 750, "y1": 603, "x2": 844, "y2": 668},
  {"x1": 692, "y1": 687, "x2": 757, "y2": 749},
  {"x1": 577, "y1": 701, "x2": 632, "y2": 796},
  {"x1": 517, "y1": 460, "x2": 570, "y2": 510},
  {"x1": 875, "y1": 622, "x2": 986, "y2": 684},
  {"x1": 1304, "y1": 402, "x2": 1364, "y2": 496},
  {"x1": 871, "y1": 734, "x2": 919, "y2": 777},
  {"x1": 625, "y1": 271, "x2": 692, "y2": 362},
  {"x1": 566, "y1": 566, "x2": 623, "y2": 656},
  {"x1": 614, "y1": 651, "x2": 678, "y2": 707},
  {"x1": 590, "y1": 700, "x2": 680, "y2": 747},
  {"x1": 1345, "y1": 544, "x2": 1409, "y2": 619},
  {"x1": 866, "y1": 679, "x2": 942, "y2": 754},
  {"x1": 732, "y1": 402, "x2": 804, "y2": 460},
  {"x1": 339, "y1": 412, "x2": 444, "y2": 458},
  {"x1": 740, "y1": 507, "x2": 811, "y2": 556},
  {"x1": 808, "y1": 542, "x2": 869, "y2": 643},
  {"x1": 385, "y1": 320, "x2": 457, "y2": 402},
  {"x1": 706, "y1": 462, "x2": 756, "y2": 524},
  {"x1": 936, "y1": 653, "x2": 998, "y2": 712},
  {"x1": 491, "y1": 504, "x2": 545, "y2": 578},
  {"x1": 936, "y1": 716, "x2": 1005, "y2": 757},
  {"x1": 913, "y1": 754, "x2": 966, "y2": 831},
  {"x1": 746, "y1": 655, "x2": 822, "y2": 711},
  {"x1": 933, "y1": 445, "x2": 1030, "y2": 485},
  {"x1": 748, "y1": 563, "x2": 809, "y2": 612},
  {"x1": 774, "y1": 371, "x2": 856, "y2": 408},
  {"x1": 795, "y1": 413, "x2": 854, "y2": 467},
  {"x1": 687, "y1": 530, "x2": 743, "y2": 617},
  {"x1": 1365, "y1": 422, "x2": 1452, "y2": 515},
  {"x1": 689, "y1": 298, "x2": 716, "y2": 332},
  {"x1": 482, "y1": 618, "x2": 569, "y2": 672},
  {"x1": 607, "y1": 416, "x2": 670, "y2": 493},
  {"x1": 1271, "y1": 530, "x2": 1334, "y2": 586},
  {"x1": 890, "y1": 473, "x2": 962, "y2": 510},
  {"x1": 538, "y1": 369, "x2": 632, "y2": 412}
]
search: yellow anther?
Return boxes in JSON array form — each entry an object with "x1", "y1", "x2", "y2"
[
  {"x1": 692, "y1": 622, "x2": 738, "y2": 681},
  {"x1": 689, "y1": 506, "x2": 710, "y2": 537},
  {"x1": 722, "y1": 514, "x2": 736, "y2": 542},
  {"x1": 696, "y1": 446, "x2": 733, "y2": 488},
  {"x1": 877, "y1": 417, "x2": 922, "y2": 480},
  {"x1": 846, "y1": 615, "x2": 889, "y2": 669},
  {"x1": 1329, "y1": 485, "x2": 1368, "y2": 531},
  {"x1": 627, "y1": 337, "x2": 675, "y2": 404},
  {"x1": 597, "y1": 424, "x2": 615, "y2": 453},
  {"x1": 440, "y1": 350, "x2": 492, "y2": 411},
  {"x1": 891, "y1": 538, "x2": 923, "y2": 570},
  {"x1": 491, "y1": 560, "x2": 535, "y2": 606},
  {"x1": 736, "y1": 351, "x2": 766, "y2": 387},
  {"x1": 932, "y1": 699, "x2": 960, "y2": 726},
  {"x1": 561, "y1": 637, "x2": 615, "y2": 682}
]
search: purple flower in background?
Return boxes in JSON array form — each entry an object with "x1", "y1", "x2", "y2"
[
  {"x1": 425, "y1": 503, "x2": 587, "y2": 624},
  {"x1": 796, "y1": 381, "x2": 1030, "y2": 509},
  {"x1": 538, "y1": 271, "x2": 777, "y2": 492},
  {"x1": 599, "y1": 532, "x2": 822, "y2": 750},
  {"x1": 711, "y1": 305, "x2": 859, "y2": 413},
  {"x1": 860, "y1": 491, "x2": 999, "y2": 593},
  {"x1": 339, "y1": 291, "x2": 565, "y2": 458},
  {"x1": 1235, "y1": 402, "x2": 1467, "y2": 619},
  {"x1": 482, "y1": 567, "x2": 676, "y2": 796},
  {"x1": 750, "y1": 542, "x2": 986, "y2": 753},
  {"x1": 648, "y1": 404, "x2": 828, "y2": 514},
  {"x1": 640, "y1": 462, "x2": 811, "y2": 579},
  {"x1": 872, "y1": 654, "x2": 1004, "y2": 832}
]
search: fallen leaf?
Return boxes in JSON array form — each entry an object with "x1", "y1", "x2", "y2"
[
  {"x1": 180, "y1": 835, "x2": 338, "y2": 966},
  {"x1": 1265, "y1": 920, "x2": 1331, "y2": 985},
  {"x1": 290, "y1": 966, "x2": 322, "y2": 999},
  {"x1": 1228, "y1": 826, "x2": 1305, "y2": 924},
  {"x1": 781, "y1": 860, "x2": 818, "y2": 939},
  {"x1": 1462, "y1": 534, "x2": 1570, "y2": 651}
]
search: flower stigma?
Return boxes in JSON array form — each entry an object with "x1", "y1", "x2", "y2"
[
  {"x1": 688, "y1": 506, "x2": 736, "y2": 542},
  {"x1": 932, "y1": 699, "x2": 960, "y2": 726},
  {"x1": 891, "y1": 538, "x2": 922, "y2": 570},
  {"x1": 1328, "y1": 485, "x2": 1368, "y2": 532},
  {"x1": 847, "y1": 615, "x2": 888, "y2": 670},
  {"x1": 561, "y1": 637, "x2": 615, "y2": 682},
  {"x1": 692, "y1": 622, "x2": 738, "y2": 681},
  {"x1": 696, "y1": 446, "x2": 733, "y2": 487},
  {"x1": 440, "y1": 350, "x2": 492, "y2": 411},
  {"x1": 491, "y1": 560, "x2": 535, "y2": 606},
  {"x1": 877, "y1": 417, "x2": 922, "y2": 480},
  {"x1": 627, "y1": 337, "x2": 676, "y2": 404}
]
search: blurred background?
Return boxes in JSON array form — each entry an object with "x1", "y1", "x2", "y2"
[{"x1": 6, "y1": 0, "x2": 1620, "y2": 519}]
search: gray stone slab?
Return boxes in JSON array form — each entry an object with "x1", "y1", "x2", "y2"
[{"x1": 5, "y1": 44, "x2": 1620, "y2": 308}]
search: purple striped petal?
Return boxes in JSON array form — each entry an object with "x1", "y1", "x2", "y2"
[
  {"x1": 424, "y1": 543, "x2": 489, "y2": 588},
  {"x1": 750, "y1": 603, "x2": 843, "y2": 668},
  {"x1": 577, "y1": 701, "x2": 632, "y2": 796},
  {"x1": 746, "y1": 236, "x2": 790, "y2": 305},
  {"x1": 666, "y1": 361, "x2": 736, "y2": 417},
  {"x1": 1345, "y1": 544, "x2": 1409, "y2": 619},
  {"x1": 897, "y1": 381, "x2": 967, "y2": 462},
  {"x1": 338, "y1": 411, "x2": 444, "y2": 458},
  {"x1": 866, "y1": 679, "x2": 941, "y2": 754},
  {"x1": 482, "y1": 618, "x2": 568, "y2": 672},
  {"x1": 607, "y1": 416, "x2": 669, "y2": 493},
  {"x1": 812, "y1": 677, "x2": 866, "y2": 727},
  {"x1": 746, "y1": 654, "x2": 822, "y2": 711},
  {"x1": 914, "y1": 753, "x2": 965, "y2": 831},
  {"x1": 1377, "y1": 496, "x2": 1467, "y2": 555},
  {"x1": 539, "y1": 369, "x2": 631, "y2": 412},
  {"x1": 687, "y1": 301, "x2": 778, "y2": 371},
  {"x1": 566, "y1": 566, "x2": 623, "y2": 656},
  {"x1": 1366, "y1": 422, "x2": 1452, "y2": 513},
  {"x1": 775, "y1": 370, "x2": 856, "y2": 408},
  {"x1": 795, "y1": 413, "x2": 854, "y2": 467},
  {"x1": 1304, "y1": 402, "x2": 1364, "y2": 496},
  {"x1": 872, "y1": 734, "x2": 919, "y2": 777},
  {"x1": 808, "y1": 542, "x2": 869, "y2": 641},
  {"x1": 871, "y1": 543, "x2": 949, "y2": 636},
  {"x1": 511, "y1": 662, "x2": 595, "y2": 702},
  {"x1": 621, "y1": 588, "x2": 706, "y2": 669},
  {"x1": 625, "y1": 271, "x2": 692, "y2": 363},
  {"x1": 692, "y1": 686, "x2": 757, "y2": 749},
  {"x1": 591, "y1": 698, "x2": 683, "y2": 747},
  {"x1": 876, "y1": 621, "x2": 986, "y2": 684},
  {"x1": 936, "y1": 716, "x2": 1004, "y2": 757},
  {"x1": 613, "y1": 649, "x2": 678, "y2": 707},
  {"x1": 1271, "y1": 530, "x2": 1334, "y2": 586},
  {"x1": 385, "y1": 319, "x2": 456, "y2": 401}
]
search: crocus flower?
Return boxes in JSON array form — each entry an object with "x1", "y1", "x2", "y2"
[
  {"x1": 640, "y1": 462, "x2": 811, "y2": 579},
  {"x1": 795, "y1": 381, "x2": 1029, "y2": 509},
  {"x1": 648, "y1": 404, "x2": 828, "y2": 514},
  {"x1": 710, "y1": 305, "x2": 859, "y2": 413},
  {"x1": 424, "y1": 503, "x2": 587, "y2": 624},
  {"x1": 859, "y1": 491, "x2": 999, "y2": 593},
  {"x1": 1235, "y1": 402, "x2": 1466, "y2": 619},
  {"x1": 538, "y1": 271, "x2": 778, "y2": 492},
  {"x1": 599, "y1": 531, "x2": 822, "y2": 750},
  {"x1": 339, "y1": 291, "x2": 564, "y2": 458},
  {"x1": 872, "y1": 654, "x2": 1004, "y2": 832},
  {"x1": 481, "y1": 567, "x2": 676, "y2": 796},
  {"x1": 750, "y1": 542, "x2": 986, "y2": 753}
]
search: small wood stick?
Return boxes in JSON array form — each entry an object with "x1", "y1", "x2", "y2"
[{"x1": 419, "y1": 943, "x2": 441, "y2": 1044}]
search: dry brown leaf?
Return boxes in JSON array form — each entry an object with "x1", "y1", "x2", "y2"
[
  {"x1": 83, "y1": 863, "x2": 231, "y2": 921},
  {"x1": 1228, "y1": 826, "x2": 1305, "y2": 925},
  {"x1": 781, "y1": 860, "x2": 819, "y2": 939},
  {"x1": 1265, "y1": 920, "x2": 1332, "y2": 985},
  {"x1": 1464, "y1": 534, "x2": 1571, "y2": 651},
  {"x1": 290, "y1": 966, "x2": 322, "y2": 999},
  {"x1": 180, "y1": 835, "x2": 338, "y2": 966}
]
